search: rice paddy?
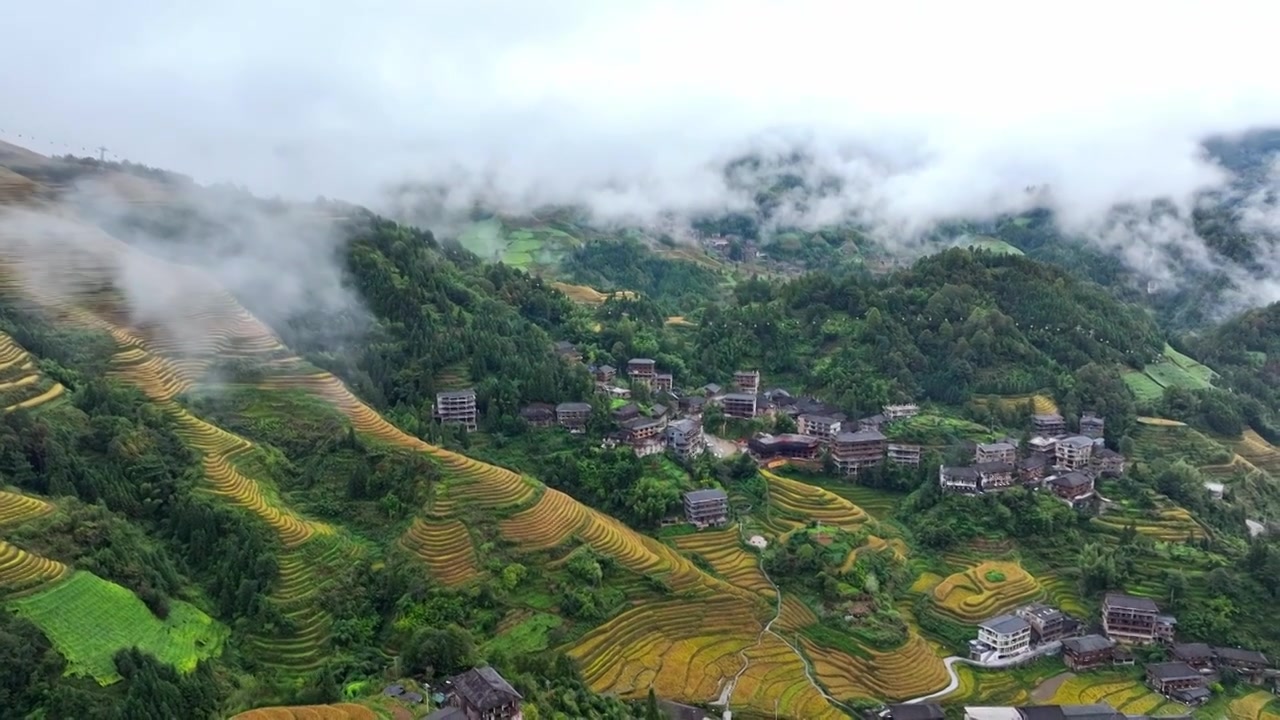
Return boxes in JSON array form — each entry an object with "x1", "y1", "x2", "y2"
[
  {"x1": 0, "y1": 539, "x2": 70, "y2": 597},
  {"x1": 8, "y1": 571, "x2": 227, "y2": 684},
  {"x1": 671, "y1": 528, "x2": 775, "y2": 598},
  {"x1": 231, "y1": 704, "x2": 378, "y2": 720},
  {"x1": 0, "y1": 488, "x2": 54, "y2": 527},
  {"x1": 551, "y1": 281, "x2": 639, "y2": 305},
  {"x1": 930, "y1": 561, "x2": 1043, "y2": 623},
  {"x1": 1046, "y1": 673, "x2": 1188, "y2": 716}
]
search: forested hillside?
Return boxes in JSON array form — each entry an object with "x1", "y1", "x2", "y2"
[{"x1": 3, "y1": 147, "x2": 1280, "y2": 720}]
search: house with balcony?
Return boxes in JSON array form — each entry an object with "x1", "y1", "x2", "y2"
[
  {"x1": 1033, "y1": 413, "x2": 1067, "y2": 435},
  {"x1": 733, "y1": 370, "x2": 760, "y2": 395},
  {"x1": 1212, "y1": 647, "x2": 1270, "y2": 675},
  {"x1": 1028, "y1": 436, "x2": 1059, "y2": 456},
  {"x1": 1102, "y1": 593, "x2": 1164, "y2": 645},
  {"x1": 654, "y1": 372, "x2": 674, "y2": 392},
  {"x1": 621, "y1": 416, "x2": 667, "y2": 457},
  {"x1": 1016, "y1": 603, "x2": 1077, "y2": 644},
  {"x1": 684, "y1": 489, "x2": 729, "y2": 528},
  {"x1": 1080, "y1": 412, "x2": 1105, "y2": 439},
  {"x1": 883, "y1": 403, "x2": 920, "y2": 420},
  {"x1": 1055, "y1": 436, "x2": 1094, "y2": 471},
  {"x1": 666, "y1": 418, "x2": 704, "y2": 460},
  {"x1": 1061, "y1": 635, "x2": 1117, "y2": 671},
  {"x1": 887, "y1": 443, "x2": 922, "y2": 467},
  {"x1": 1049, "y1": 472, "x2": 1095, "y2": 501},
  {"x1": 976, "y1": 441, "x2": 1017, "y2": 464},
  {"x1": 555, "y1": 402, "x2": 592, "y2": 431},
  {"x1": 1018, "y1": 452, "x2": 1050, "y2": 485},
  {"x1": 1094, "y1": 448, "x2": 1126, "y2": 477},
  {"x1": 970, "y1": 614, "x2": 1032, "y2": 661},
  {"x1": 592, "y1": 364, "x2": 616, "y2": 383},
  {"x1": 1146, "y1": 662, "x2": 1210, "y2": 705},
  {"x1": 434, "y1": 389, "x2": 478, "y2": 432},
  {"x1": 940, "y1": 465, "x2": 981, "y2": 493},
  {"x1": 798, "y1": 414, "x2": 843, "y2": 444},
  {"x1": 519, "y1": 403, "x2": 555, "y2": 428},
  {"x1": 832, "y1": 429, "x2": 887, "y2": 476},
  {"x1": 748, "y1": 433, "x2": 822, "y2": 461},
  {"x1": 1170, "y1": 643, "x2": 1214, "y2": 672},
  {"x1": 722, "y1": 392, "x2": 758, "y2": 419},
  {"x1": 975, "y1": 461, "x2": 1017, "y2": 491},
  {"x1": 859, "y1": 413, "x2": 888, "y2": 432}
]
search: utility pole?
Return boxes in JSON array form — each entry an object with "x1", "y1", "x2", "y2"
[{"x1": 96, "y1": 146, "x2": 108, "y2": 162}]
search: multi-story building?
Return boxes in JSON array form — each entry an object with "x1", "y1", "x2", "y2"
[
  {"x1": 1212, "y1": 647, "x2": 1270, "y2": 674},
  {"x1": 1017, "y1": 453, "x2": 1050, "y2": 485},
  {"x1": 1094, "y1": 448, "x2": 1126, "y2": 477},
  {"x1": 748, "y1": 433, "x2": 822, "y2": 461},
  {"x1": 975, "y1": 461, "x2": 1017, "y2": 491},
  {"x1": 1055, "y1": 436, "x2": 1094, "y2": 471},
  {"x1": 1170, "y1": 643, "x2": 1214, "y2": 671},
  {"x1": 612, "y1": 403, "x2": 641, "y2": 423},
  {"x1": 859, "y1": 413, "x2": 888, "y2": 432},
  {"x1": 940, "y1": 466, "x2": 981, "y2": 493},
  {"x1": 798, "y1": 414, "x2": 843, "y2": 443},
  {"x1": 883, "y1": 403, "x2": 920, "y2": 420},
  {"x1": 665, "y1": 418, "x2": 704, "y2": 460},
  {"x1": 432, "y1": 666, "x2": 524, "y2": 720},
  {"x1": 1080, "y1": 412, "x2": 1105, "y2": 439},
  {"x1": 592, "y1": 364, "x2": 616, "y2": 383},
  {"x1": 621, "y1": 416, "x2": 666, "y2": 457},
  {"x1": 679, "y1": 395, "x2": 706, "y2": 416},
  {"x1": 1102, "y1": 593, "x2": 1162, "y2": 644},
  {"x1": 733, "y1": 370, "x2": 760, "y2": 395},
  {"x1": 722, "y1": 392, "x2": 758, "y2": 419},
  {"x1": 1145, "y1": 662, "x2": 1209, "y2": 704},
  {"x1": 653, "y1": 372, "x2": 674, "y2": 392},
  {"x1": 1155, "y1": 614, "x2": 1177, "y2": 643},
  {"x1": 1015, "y1": 603, "x2": 1074, "y2": 644},
  {"x1": 627, "y1": 358, "x2": 656, "y2": 387},
  {"x1": 1028, "y1": 436, "x2": 1058, "y2": 456},
  {"x1": 887, "y1": 443, "x2": 922, "y2": 467},
  {"x1": 555, "y1": 402, "x2": 592, "y2": 430},
  {"x1": 434, "y1": 389, "x2": 478, "y2": 431},
  {"x1": 971, "y1": 614, "x2": 1032, "y2": 661},
  {"x1": 1061, "y1": 635, "x2": 1116, "y2": 671},
  {"x1": 1049, "y1": 472, "x2": 1095, "y2": 501},
  {"x1": 519, "y1": 403, "x2": 555, "y2": 428},
  {"x1": 976, "y1": 441, "x2": 1017, "y2": 464},
  {"x1": 831, "y1": 429, "x2": 887, "y2": 476},
  {"x1": 684, "y1": 489, "x2": 729, "y2": 528},
  {"x1": 1032, "y1": 413, "x2": 1067, "y2": 435}
]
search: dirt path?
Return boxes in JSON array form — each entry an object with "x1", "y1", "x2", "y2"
[{"x1": 1031, "y1": 671, "x2": 1075, "y2": 703}]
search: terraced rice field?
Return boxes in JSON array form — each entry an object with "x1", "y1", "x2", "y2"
[
  {"x1": 775, "y1": 595, "x2": 818, "y2": 632},
  {"x1": 568, "y1": 595, "x2": 764, "y2": 703},
  {"x1": 970, "y1": 393, "x2": 1058, "y2": 415},
  {"x1": 1229, "y1": 691, "x2": 1280, "y2": 720},
  {"x1": 1236, "y1": 430, "x2": 1280, "y2": 476},
  {"x1": 931, "y1": 561, "x2": 1043, "y2": 622},
  {"x1": 0, "y1": 488, "x2": 54, "y2": 527},
  {"x1": 763, "y1": 470, "x2": 870, "y2": 531},
  {"x1": 1126, "y1": 345, "x2": 1217, "y2": 402},
  {"x1": 232, "y1": 704, "x2": 378, "y2": 720},
  {"x1": 821, "y1": 484, "x2": 903, "y2": 519},
  {"x1": 1123, "y1": 370, "x2": 1166, "y2": 404},
  {"x1": 0, "y1": 539, "x2": 70, "y2": 597},
  {"x1": 1129, "y1": 420, "x2": 1228, "y2": 467},
  {"x1": 551, "y1": 281, "x2": 638, "y2": 304},
  {"x1": 941, "y1": 665, "x2": 1033, "y2": 705},
  {"x1": 8, "y1": 571, "x2": 226, "y2": 684},
  {"x1": 168, "y1": 407, "x2": 332, "y2": 548},
  {"x1": 803, "y1": 631, "x2": 949, "y2": 701},
  {"x1": 730, "y1": 634, "x2": 846, "y2": 719},
  {"x1": 398, "y1": 517, "x2": 480, "y2": 586},
  {"x1": 671, "y1": 528, "x2": 774, "y2": 597},
  {"x1": 1092, "y1": 490, "x2": 1208, "y2": 543},
  {"x1": 1047, "y1": 674, "x2": 1185, "y2": 716},
  {"x1": 499, "y1": 488, "x2": 589, "y2": 549},
  {"x1": 0, "y1": 332, "x2": 65, "y2": 412}
]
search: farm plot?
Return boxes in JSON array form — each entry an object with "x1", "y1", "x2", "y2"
[
  {"x1": 1092, "y1": 488, "x2": 1208, "y2": 543},
  {"x1": 568, "y1": 595, "x2": 764, "y2": 704},
  {"x1": 671, "y1": 528, "x2": 774, "y2": 597},
  {"x1": 802, "y1": 631, "x2": 949, "y2": 701},
  {"x1": 551, "y1": 281, "x2": 638, "y2": 305},
  {"x1": 885, "y1": 412, "x2": 1000, "y2": 445},
  {"x1": 232, "y1": 704, "x2": 378, "y2": 720},
  {"x1": 1126, "y1": 345, "x2": 1217, "y2": 401},
  {"x1": 399, "y1": 517, "x2": 480, "y2": 586},
  {"x1": 1123, "y1": 371, "x2": 1165, "y2": 404},
  {"x1": 0, "y1": 488, "x2": 54, "y2": 527},
  {"x1": 763, "y1": 470, "x2": 870, "y2": 531},
  {"x1": 0, "y1": 539, "x2": 70, "y2": 597},
  {"x1": 9, "y1": 571, "x2": 226, "y2": 684},
  {"x1": 1048, "y1": 673, "x2": 1185, "y2": 716},
  {"x1": 1130, "y1": 420, "x2": 1229, "y2": 467},
  {"x1": 970, "y1": 393, "x2": 1058, "y2": 416},
  {"x1": 499, "y1": 487, "x2": 589, "y2": 550},
  {"x1": 931, "y1": 561, "x2": 1043, "y2": 623},
  {"x1": 729, "y1": 633, "x2": 846, "y2": 719},
  {"x1": 1236, "y1": 430, "x2": 1280, "y2": 476},
  {"x1": 1229, "y1": 691, "x2": 1280, "y2": 720}
]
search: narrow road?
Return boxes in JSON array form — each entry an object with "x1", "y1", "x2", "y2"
[{"x1": 902, "y1": 641, "x2": 1063, "y2": 704}]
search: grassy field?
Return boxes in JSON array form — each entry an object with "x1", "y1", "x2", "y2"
[
  {"x1": 962, "y1": 236, "x2": 1025, "y2": 256},
  {"x1": 884, "y1": 412, "x2": 1000, "y2": 445},
  {"x1": 1125, "y1": 345, "x2": 1217, "y2": 401},
  {"x1": 8, "y1": 571, "x2": 227, "y2": 684},
  {"x1": 457, "y1": 219, "x2": 585, "y2": 269}
]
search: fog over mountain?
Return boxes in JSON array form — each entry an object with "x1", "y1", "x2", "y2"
[{"x1": 3, "y1": 1, "x2": 1280, "y2": 288}]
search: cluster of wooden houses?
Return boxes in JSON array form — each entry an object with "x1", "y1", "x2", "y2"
[
  {"x1": 747, "y1": 400, "x2": 923, "y2": 476},
  {"x1": 882, "y1": 701, "x2": 1189, "y2": 720},
  {"x1": 939, "y1": 412, "x2": 1124, "y2": 505},
  {"x1": 968, "y1": 591, "x2": 1274, "y2": 708}
]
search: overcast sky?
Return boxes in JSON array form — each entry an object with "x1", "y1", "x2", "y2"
[{"x1": 2, "y1": 0, "x2": 1279, "y2": 227}]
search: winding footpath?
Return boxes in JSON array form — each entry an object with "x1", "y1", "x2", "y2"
[{"x1": 713, "y1": 519, "x2": 855, "y2": 716}]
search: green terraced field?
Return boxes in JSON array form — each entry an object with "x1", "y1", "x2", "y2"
[
  {"x1": 8, "y1": 571, "x2": 227, "y2": 684},
  {"x1": 1122, "y1": 370, "x2": 1165, "y2": 403},
  {"x1": 1126, "y1": 345, "x2": 1217, "y2": 401},
  {"x1": 1130, "y1": 422, "x2": 1230, "y2": 466}
]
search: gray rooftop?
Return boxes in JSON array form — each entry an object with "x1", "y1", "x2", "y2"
[
  {"x1": 684, "y1": 488, "x2": 728, "y2": 504},
  {"x1": 451, "y1": 666, "x2": 522, "y2": 711},
  {"x1": 1063, "y1": 634, "x2": 1114, "y2": 653},
  {"x1": 979, "y1": 441, "x2": 1016, "y2": 452},
  {"x1": 437, "y1": 389, "x2": 476, "y2": 400},
  {"x1": 722, "y1": 392, "x2": 757, "y2": 401},
  {"x1": 1058, "y1": 435, "x2": 1094, "y2": 448},
  {"x1": 836, "y1": 429, "x2": 886, "y2": 443},
  {"x1": 1146, "y1": 661, "x2": 1201, "y2": 681},
  {"x1": 1052, "y1": 472, "x2": 1093, "y2": 488},
  {"x1": 556, "y1": 402, "x2": 592, "y2": 412},
  {"x1": 974, "y1": 461, "x2": 1014, "y2": 473},
  {"x1": 979, "y1": 613, "x2": 1030, "y2": 635},
  {"x1": 887, "y1": 703, "x2": 945, "y2": 720},
  {"x1": 1034, "y1": 413, "x2": 1065, "y2": 421},
  {"x1": 1105, "y1": 593, "x2": 1159, "y2": 612},
  {"x1": 942, "y1": 466, "x2": 980, "y2": 479},
  {"x1": 669, "y1": 418, "x2": 698, "y2": 434},
  {"x1": 629, "y1": 358, "x2": 655, "y2": 364},
  {"x1": 1213, "y1": 646, "x2": 1269, "y2": 665},
  {"x1": 1172, "y1": 643, "x2": 1213, "y2": 658}
]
